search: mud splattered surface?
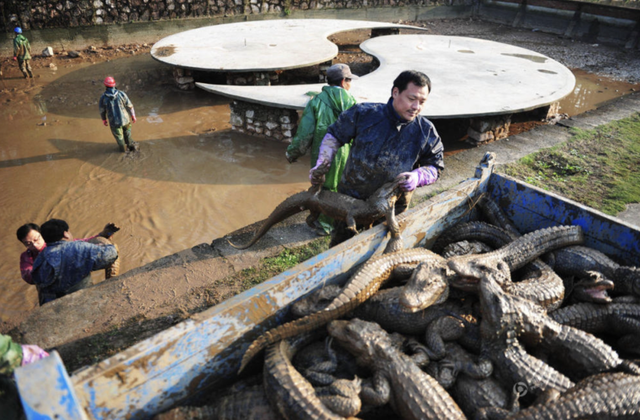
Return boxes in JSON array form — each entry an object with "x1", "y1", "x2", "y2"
[{"x1": 1, "y1": 17, "x2": 639, "y2": 328}]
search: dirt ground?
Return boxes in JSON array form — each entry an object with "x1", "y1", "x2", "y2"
[
  {"x1": 1, "y1": 43, "x2": 153, "y2": 80},
  {"x1": 3, "y1": 17, "x2": 640, "y2": 371}
]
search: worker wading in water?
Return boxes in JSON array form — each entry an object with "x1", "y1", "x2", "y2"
[
  {"x1": 99, "y1": 76, "x2": 138, "y2": 152},
  {"x1": 13, "y1": 27, "x2": 33, "y2": 79}
]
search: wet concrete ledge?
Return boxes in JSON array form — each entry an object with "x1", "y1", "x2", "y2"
[{"x1": 5, "y1": 90, "x2": 639, "y2": 372}]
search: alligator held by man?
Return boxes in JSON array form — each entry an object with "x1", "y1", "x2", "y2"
[{"x1": 228, "y1": 177, "x2": 410, "y2": 251}]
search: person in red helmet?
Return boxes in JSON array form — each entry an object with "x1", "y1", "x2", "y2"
[{"x1": 99, "y1": 76, "x2": 138, "y2": 152}]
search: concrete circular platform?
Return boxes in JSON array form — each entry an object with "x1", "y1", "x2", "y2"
[
  {"x1": 151, "y1": 19, "x2": 424, "y2": 72},
  {"x1": 197, "y1": 34, "x2": 576, "y2": 119}
]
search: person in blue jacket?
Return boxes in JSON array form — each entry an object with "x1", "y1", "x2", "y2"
[
  {"x1": 99, "y1": 76, "x2": 138, "y2": 152},
  {"x1": 31, "y1": 219, "x2": 119, "y2": 305},
  {"x1": 309, "y1": 70, "x2": 444, "y2": 246}
]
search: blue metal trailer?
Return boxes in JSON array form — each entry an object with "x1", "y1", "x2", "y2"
[{"x1": 14, "y1": 152, "x2": 640, "y2": 419}]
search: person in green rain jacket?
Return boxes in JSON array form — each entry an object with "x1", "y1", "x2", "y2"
[
  {"x1": 285, "y1": 64, "x2": 358, "y2": 234},
  {"x1": 12, "y1": 27, "x2": 33, "y2": 79}
]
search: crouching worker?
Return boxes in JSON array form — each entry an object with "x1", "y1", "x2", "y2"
[
  {"x1": 31, "y1": 219, "x2": 119, "y2": 305},
  {"x1": 99, "y1": 76, "x2": 138, "y2": 153}
]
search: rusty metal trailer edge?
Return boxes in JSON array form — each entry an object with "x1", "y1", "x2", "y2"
[{"x1": 14, "y1": 152, "x2": 640, "y2": 419}]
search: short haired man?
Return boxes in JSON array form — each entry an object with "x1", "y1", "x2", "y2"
[
  {"x1": 31, "y1": 219, "x2": 119, "y2": 305},
  {"x1": 99, "y1": 76, "x2": 138, "y2": 153},
  {"x1": 12, "y1": 27, "x2": 33, "y2": 79},
  {"x1": 286, "y1": 63, "x2": 358, "y2": 234},
  {"x1": 17, "y1": 222, "x2": 119, "y2": 285},
  {"x1": 310, "y1": 70, "x2": 444, "y2": 246}
]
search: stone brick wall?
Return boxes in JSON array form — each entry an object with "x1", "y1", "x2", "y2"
[
  {"x1": 1, "y1": 0, "x2": 444, "y2": 31},
  {"x1": 230, "y1": 100, "x2": 300, "y2": 143}
]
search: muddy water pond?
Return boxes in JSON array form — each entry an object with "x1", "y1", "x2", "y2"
[
  {"x1": 0, "y1": 55, "x2": 310, "y2": 322},
  {"x1": 1, "y1": 53, "x2": 637, "y2": 323}
]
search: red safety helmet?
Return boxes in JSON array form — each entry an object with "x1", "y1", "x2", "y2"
[{"x1": 104, "y1": 77, "x2": 116, "y2": 87}]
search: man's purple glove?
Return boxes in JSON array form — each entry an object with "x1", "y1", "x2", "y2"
[
  {"x1": 309, "y1": 134, "x2": 341, "y2": 185},
  {"x1": 397, "y1": 166, "x2": 439, "y2": 192},
  {"x1": 21, "y1": 345, "x2": 49, "y2": 366}
]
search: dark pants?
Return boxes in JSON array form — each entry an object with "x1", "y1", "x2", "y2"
[
  {"x1": 17, "y1": 59, "x2": 32, "y2": 78},
  {"x1": 0, "y1": 376, "x2": 25, "y2": 420},
  {"x1": 110, "y1": 123, "x2": 133, "y2": 152}
]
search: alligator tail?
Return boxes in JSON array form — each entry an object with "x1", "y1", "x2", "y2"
[
  {"x1": 228, "y1": 190, "x2": 312, "y2": 249},
  {"x1": 239, "y1": 307, "x2": 340, "y2": 373}
]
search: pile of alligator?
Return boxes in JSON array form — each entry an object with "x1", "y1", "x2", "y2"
[{"x1": 156, "y1": 195, "x2": 640, "y2": 420}]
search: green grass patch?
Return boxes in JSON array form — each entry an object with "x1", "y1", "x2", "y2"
[
  {"x1": 237, "y1": 237, "x2": 331, "y2": 289},
  {"x1": 501, "y1": 114, "x2": 640, "y2": 215}
]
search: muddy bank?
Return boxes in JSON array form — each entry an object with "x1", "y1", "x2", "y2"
[{"x1": 0, "y1": 47, "x2": 310, "y2": 324}]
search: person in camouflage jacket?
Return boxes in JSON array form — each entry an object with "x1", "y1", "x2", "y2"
[
  {"x1": 1, "y1": 334, "x2": 48, "y2": 420},
  {"x1": 12, "y1": 27, "x2": 33, "y2": 79}
]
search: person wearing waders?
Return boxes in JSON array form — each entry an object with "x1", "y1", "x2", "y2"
[
  {"x1": 285, "y1": 64, "x2": 358, "y2": 235},
  {"x1": 13, "y1": 27, "x2": 33, "y2": 79},
  {"x1": 99, "y1": 76, "x2": 138, "y2": 152}
]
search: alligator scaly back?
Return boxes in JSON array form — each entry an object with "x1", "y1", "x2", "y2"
[
  {"x1": 239, "y1": 248, "x2": 443, "y2": 373},
  {"x1": 229, "y1": 179, "x2": 405, "y2": 250}
]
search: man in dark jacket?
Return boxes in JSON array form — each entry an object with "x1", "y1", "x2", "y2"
[
  {"x1": 310, "y1": 70, "x2": 444, "y2": 246},
  {"x1": 12, "y1": 27, "x2": 33, "y2": 79},
  {"x1": 286, "y1": 63, "x2": 358, "y2": 234},
  {"x1": 31, "y1": 219, "x2": 119, "y2": 305},
  {"x1": 99, "y1": 76, "x2": 138, "y2": 152}
]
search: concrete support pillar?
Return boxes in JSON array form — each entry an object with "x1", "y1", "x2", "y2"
[
  {"x1": 563, "y1": 4, "x2": 583, "y2": 39},
  {"x1": 467, "y1": 114, "x2": 512, "y2": 145},
  {"x1": 625, "y1": 20, "x2": 640, "y2": 50},
  {"x1": 531, "y1": 102, "x2": 560, "y2": 120},
  {"x1": 512, "y1": 0, "x2": 527, "y2": 28},
  {"x1": 229, "y1": 100, "x2": 299, "y2": 143},
  {"x1": 173, "y1": 67, "x2": 195, "y2": 90}
]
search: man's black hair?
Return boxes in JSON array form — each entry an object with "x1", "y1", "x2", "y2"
[
  {"x1": 40, "y1": 219, "x2": 69, "y2": 243},
  {"x1": 16, "y1": 223, "x2": 40, "y2": 242},
  {"x1": 392, "y1": 70, "x2": 431, "y2": 94},
  {"x1": 327, "y1": 77, "x2": 344, "y2": 87}
]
